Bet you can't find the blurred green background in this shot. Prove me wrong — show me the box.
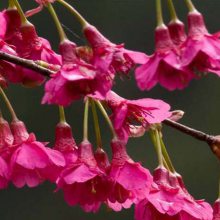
[0,0,219,219]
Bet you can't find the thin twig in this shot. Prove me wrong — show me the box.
[0,51,55,77]
[0,51,219,157]
[163,119,218,146]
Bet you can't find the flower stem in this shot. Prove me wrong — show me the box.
[159,134,176,173]
[149,129,163,167]
[167,0,178,21]
[58,106,66,123]
[91,99,102,148]
[156,0,164,27]
[83,99,90,141]
[56,0,88,27]
[12,0,28,24]
[184,0,196,12]
[47,3,67,42]
[0,87,18,121]
[95,101,117,139]
[8,0,15,9]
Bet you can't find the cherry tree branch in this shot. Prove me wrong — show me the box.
[0,51,219,158]
[164,119,220,159]
[0,51,55,77]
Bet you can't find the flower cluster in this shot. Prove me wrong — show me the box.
[0,0,219,219]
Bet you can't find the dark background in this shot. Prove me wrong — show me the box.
[0,0,219,219]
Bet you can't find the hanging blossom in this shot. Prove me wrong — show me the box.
[105,91,171,142]
[181,10,220,76]
[135,25,195,91]
[168,19,187,47]
[0,9,22,46]
[0,117,11,189]
[42,40,113,106]
[0,39,18,87]
[53,121,78,165]
[83,24,148,75]
[14,23,61,87]
[135,167,213,220]
[1,9,61,87]
[56,140,110,213]
[213,199,220,220]
[9,119,65,188]
[106,139,153,211]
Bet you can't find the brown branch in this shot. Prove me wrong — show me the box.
[0,51,219,158]
[164,119,220,159]
[0,51,55,77]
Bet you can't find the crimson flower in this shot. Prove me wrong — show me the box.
[0,9,21,45]
[9,119,65,187]
[83,24,148,75]
[54,122,78,165]
[106,139,153,211]
[0,39,18,86]
[135,167,213,220]
[135,25,195,91]
[106,91,171,142]
[213,199,220,220]
[57,141,109,213]
[0,156,9,189]
[15,23,61,87]
[168,19,187,47]
[0,116,14,162]
[181,11,220,76]
[43,40,112,106]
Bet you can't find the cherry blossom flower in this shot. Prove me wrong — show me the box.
[168,19,187,47]
[181,11,220,76]
[54,122,78,165]
[213,199,220,220]
[135,25,195,91]
[57,141,109,213]
[83,24,148,75]
[106,91,171,141]
[106,139,153,211]
[9,119,65,187]
[135,167,213,220]
[42,40,112,106]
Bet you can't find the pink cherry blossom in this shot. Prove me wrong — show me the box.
[54,122,78,165]
[14,23,61,87]
[0,156,9,189]
[57,141,109,213]
[83,24,148,75]
[0,116,14,162]
[135,167,213,220]
[181,11,220,76]
[213,199,220,220]
[1,8,21,45]
[168,19,187,47]
[106,139,153,211]
[0,10,7,39]
[9,119,65,187]
[106,91,171,141]
[135,25,195,91]
[0,39,19,86]
[42,40,112,106]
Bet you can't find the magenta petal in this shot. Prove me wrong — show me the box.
[115,161,152,190]
[15,142,49,169]
[63,164,99,184]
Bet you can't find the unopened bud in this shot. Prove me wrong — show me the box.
[169,110,185,122]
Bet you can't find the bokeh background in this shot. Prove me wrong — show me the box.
[0,0,220,219]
